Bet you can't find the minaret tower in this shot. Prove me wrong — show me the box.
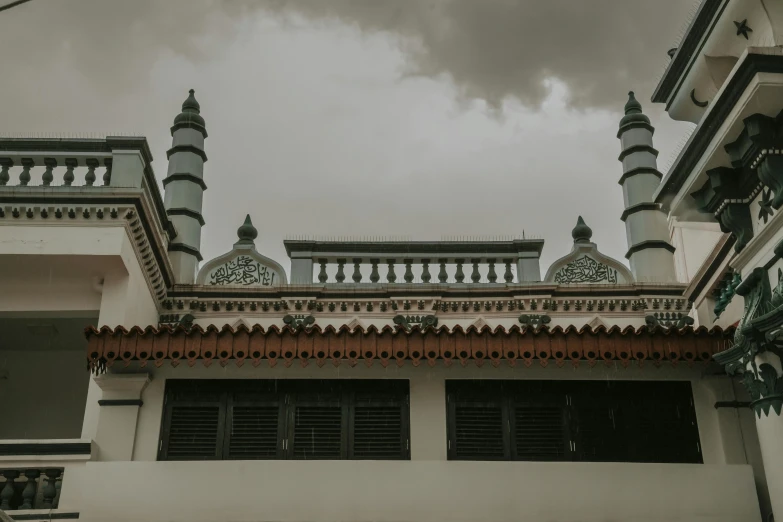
[164,89,208,283]
[616,91,676,282]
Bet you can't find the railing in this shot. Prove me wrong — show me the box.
[0,136,152,189]
[0,468,63,511]
[0,136,175,244]
[0,440,91,519]
[284,239,545,284]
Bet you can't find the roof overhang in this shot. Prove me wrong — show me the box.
[654,50,783,212]
[652,0,727,106]
[87,323,733,372]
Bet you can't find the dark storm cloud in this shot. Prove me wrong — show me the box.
[2,0,696,110]
[253,0,699,108]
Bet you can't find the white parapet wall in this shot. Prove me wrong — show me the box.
[66,459,760,522]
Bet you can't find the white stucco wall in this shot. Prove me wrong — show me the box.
[58,362,765,522]
[671,221,724,285]
[66,460,760,522]
[0,221,162,443]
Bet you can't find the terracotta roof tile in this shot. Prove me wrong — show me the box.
[86,323,733,373]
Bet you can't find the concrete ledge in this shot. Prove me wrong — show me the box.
[0,440,92,460]
[3,510,80,520]
[70,461,760,522]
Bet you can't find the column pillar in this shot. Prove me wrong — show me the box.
[93,373,151,461]
[744,351,783,518]
[409,374,446,460]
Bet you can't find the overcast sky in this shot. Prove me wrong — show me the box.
[0,0,697,273]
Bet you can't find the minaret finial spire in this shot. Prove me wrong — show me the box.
[619,90,650,129]
[625,91,641,114]
[572,216,593,243]
[236,214,258,246]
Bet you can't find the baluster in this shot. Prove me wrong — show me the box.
[63,158,77,186]
[403,259,414,283]
[387,259,397,283]
[55,475,62,506]
[352,258,362,282]
[370,259,380,283]
[454,259,465,283]
[102,158,112,186]
[19,158,33,186]
[438,259,448,283]
[335,259,346,283]
[85,158,98,186]
[470,259,481,283]
[0,470,19,510]
[317,259,328,283]
[41,469,61,508]
[21,470,40,509]
[41,158,56,186]
[487,259,498,283]
[0,158,12,186]
[503,259,513,283]
[421,259,431,283]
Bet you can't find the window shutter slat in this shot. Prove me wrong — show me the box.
[512,405,567,461]
[292,396,344,459]
[164,403,223,460]
[453,402,505,459]
[352,391,406,459]
[574,405,623,462]
[227,403,281,459]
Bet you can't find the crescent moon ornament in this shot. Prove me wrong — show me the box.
[690,89,708,108]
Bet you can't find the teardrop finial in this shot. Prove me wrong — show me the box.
[572,216,593,243]
[172,88,206,134]
[182,88,200,113]
[624,91,642,115]
[619,90,650,129]
[236,214,258,245]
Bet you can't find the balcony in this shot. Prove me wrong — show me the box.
[64,460,759,522]
[0,440,92,521]
[0,136,175,302]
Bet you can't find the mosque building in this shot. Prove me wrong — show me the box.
[1,0,782,520]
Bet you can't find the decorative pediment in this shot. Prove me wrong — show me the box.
[544,217,633,285]
[196,215,288,286]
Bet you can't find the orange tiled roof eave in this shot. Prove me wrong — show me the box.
[85,323,735,373]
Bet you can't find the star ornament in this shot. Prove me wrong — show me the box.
[759,187,774,224]
[734,19,753,40]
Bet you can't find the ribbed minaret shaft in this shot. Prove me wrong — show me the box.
[617,92,676,282]
[164,89,208,284]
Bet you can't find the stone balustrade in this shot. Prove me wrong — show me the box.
[284,239,544,284]
[0,137,154,189]
[0,440,91,519]
[0,468,63,511]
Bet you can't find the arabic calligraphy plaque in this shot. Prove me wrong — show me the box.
[207,255,280,286]
[553,255,618,284]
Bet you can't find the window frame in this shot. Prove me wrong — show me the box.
[158,379,411,461]
[446,379,702,464]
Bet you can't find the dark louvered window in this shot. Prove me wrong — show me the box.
[160,380,409,461]
[352,390,407,459]
[447,380,701,463]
